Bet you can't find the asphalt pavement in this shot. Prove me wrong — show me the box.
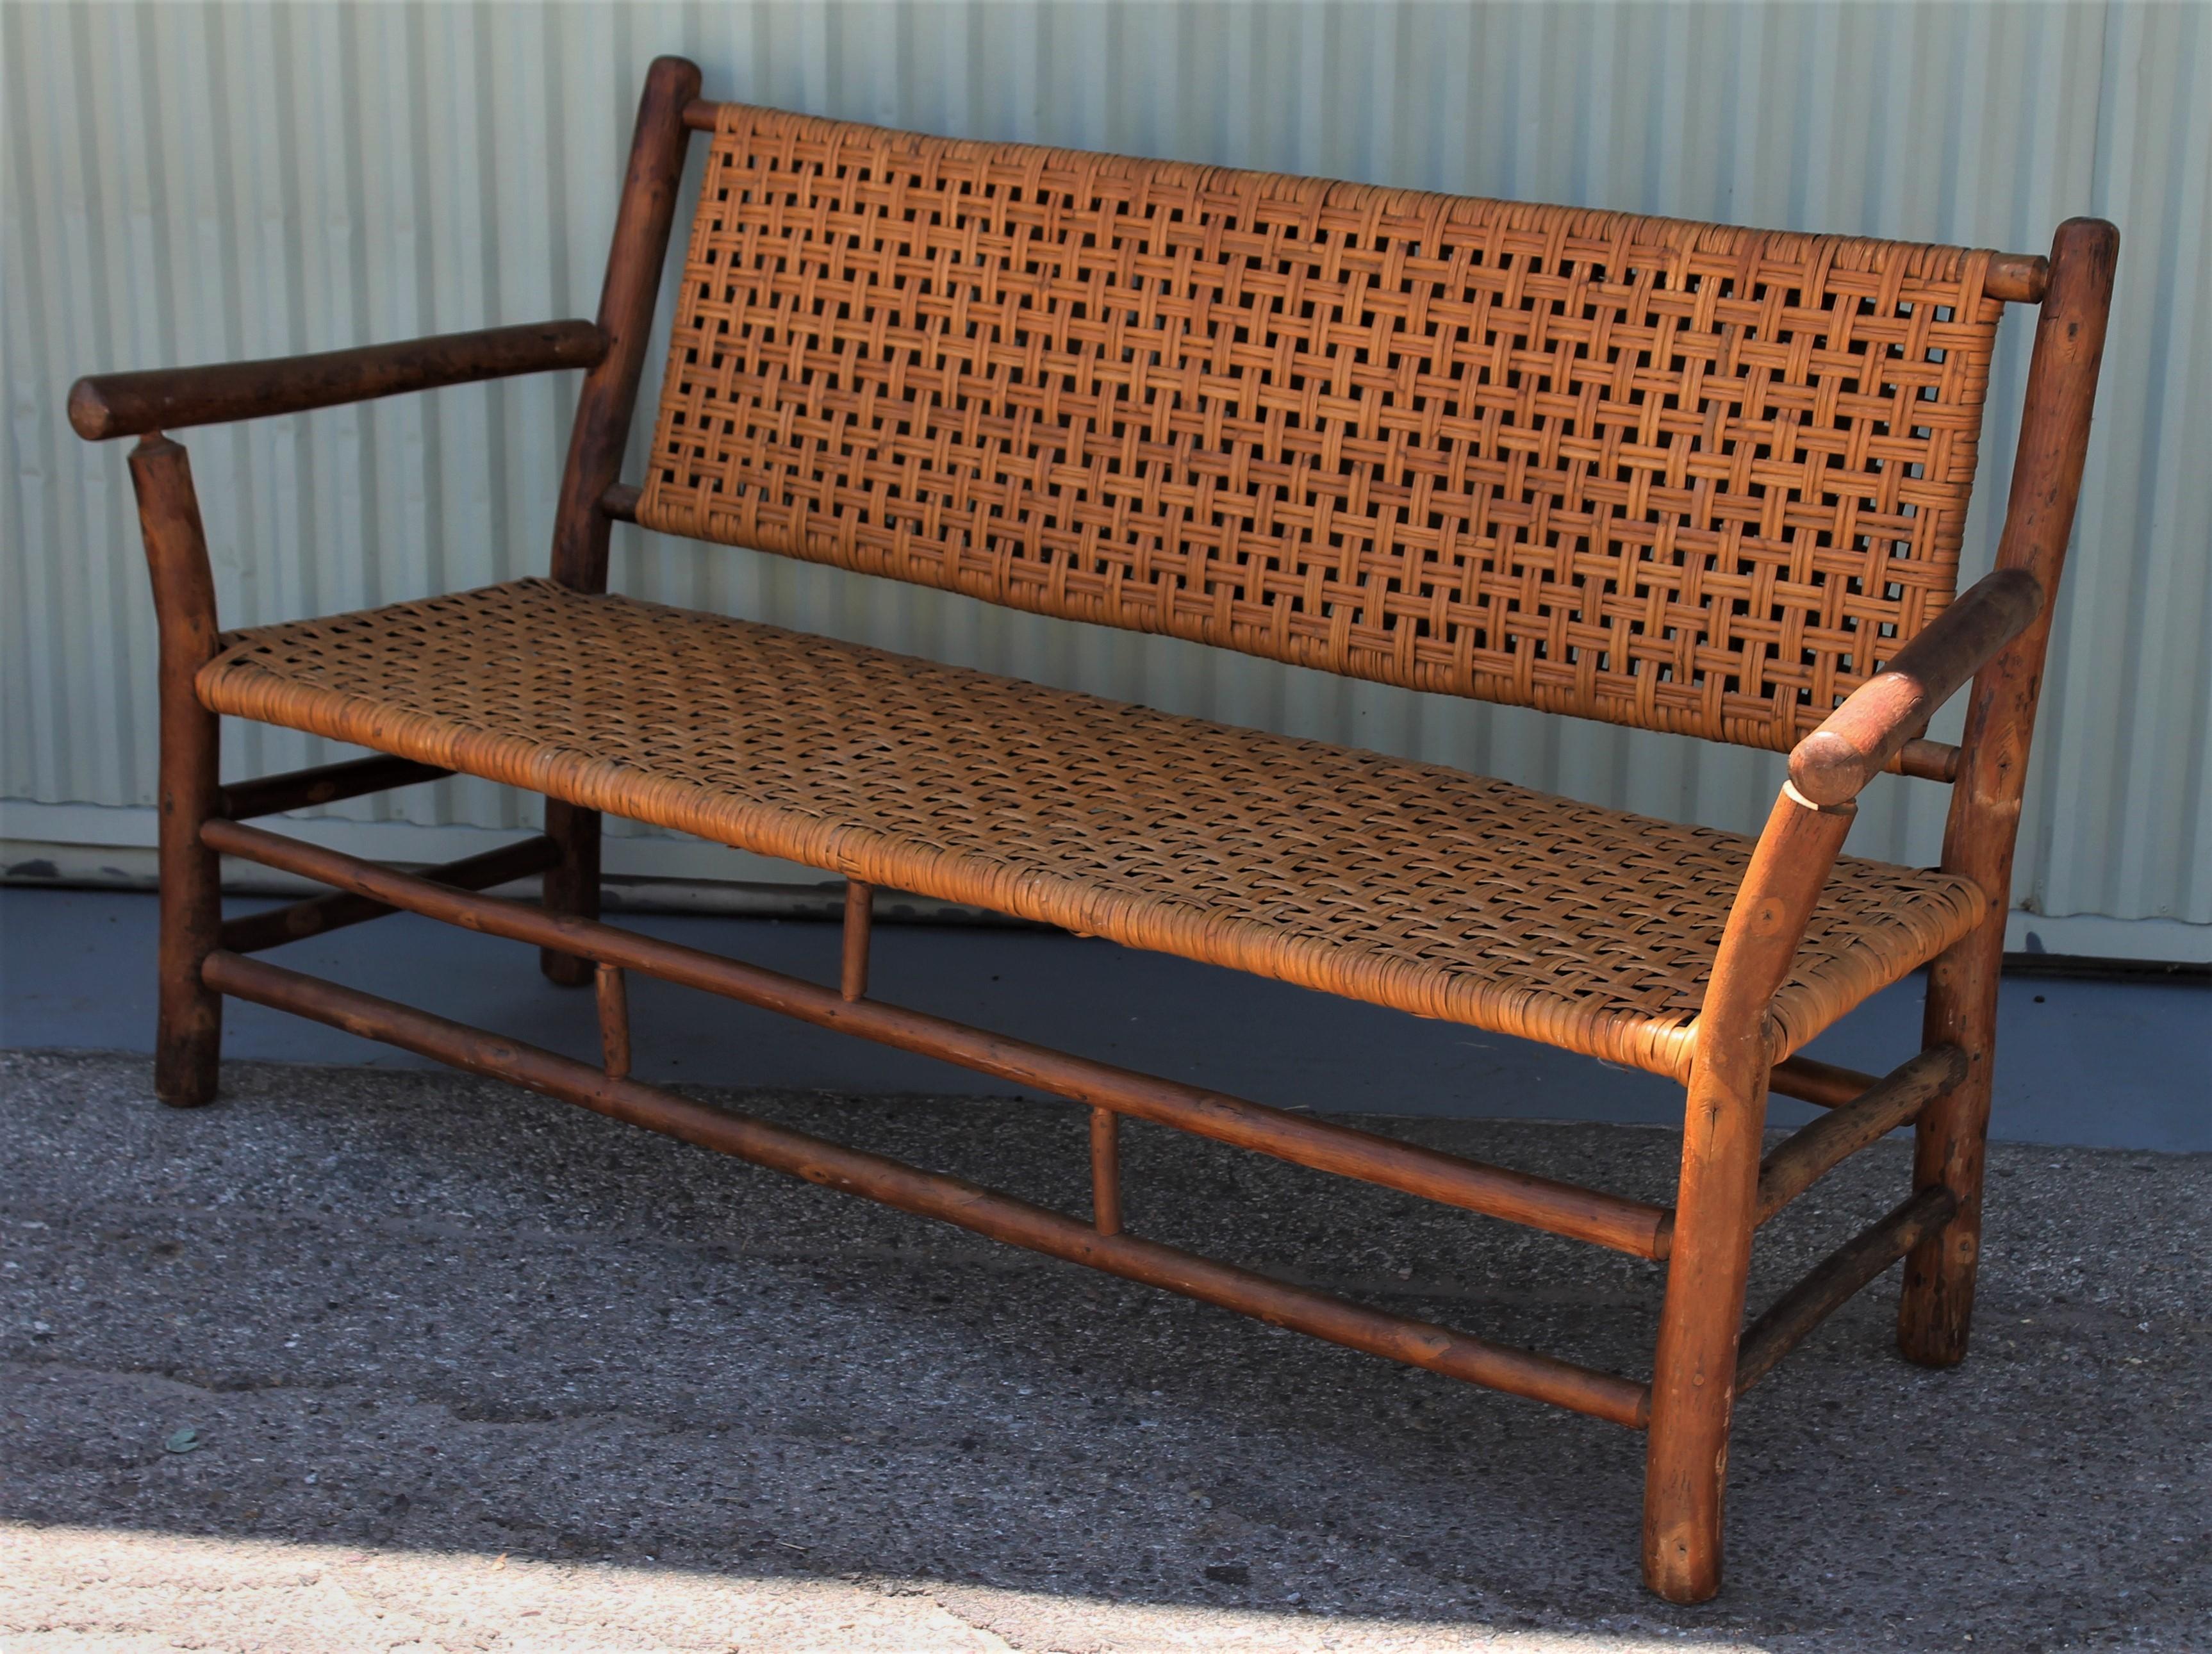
[3,1050,2204,1651]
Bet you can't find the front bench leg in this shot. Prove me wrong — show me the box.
[539,800,602,986]
[1644,784,1856,1601]
[131,436,225,1107]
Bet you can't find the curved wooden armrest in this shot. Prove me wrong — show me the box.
[69,320,606,441]
[1789,568,2045,807]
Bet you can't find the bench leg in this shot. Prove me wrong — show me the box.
[539,800,602,986]
[1643,1052,1767,1603]
[1641,783,1853,1603]
[153,681,224,1107]
[1897,920,2002,1366]
[1897,220,2118,1367]
[133,436,224,1107]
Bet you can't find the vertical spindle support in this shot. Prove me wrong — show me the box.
[595,961,631,1080]
[1091,1105,1123,1236]
[841,879,873,1002]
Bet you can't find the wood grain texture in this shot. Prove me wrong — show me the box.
[1756,1045,1967,1223]
[1091,1106,1124,1237]
[62,53,2124,1605]
[1766,1052,1879,1110]
[549,54,702,595]
[71,322,603,440]
[130,437,224,1107]
[541,54,700,985]
[217,836,559,955]
[219,754,451,821]
[1790,568,2043,806]
[1644,785,1856,1604]
[595,964,632,1081]
[1901,218,2120,1369]
[203,945,1651,1428]
[1740,1187,1956,1393]
[199,816,1676,1259]
[841,880,874,1002]
[538,798,600,988]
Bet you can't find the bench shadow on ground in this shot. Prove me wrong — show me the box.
[3,1046,2205,1651]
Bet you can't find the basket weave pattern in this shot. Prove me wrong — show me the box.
[640,105,2004,752]
[199,579,1987,1075]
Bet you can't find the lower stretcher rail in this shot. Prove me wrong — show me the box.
[202,946,1652,1428]
[199,816,1674,1259]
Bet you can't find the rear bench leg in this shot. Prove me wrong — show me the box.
[131,436,224,1107]
[539,800,601,986]
[1896,921,2001,1366]
[1901,218,2118,1368]
[536,59,700,989]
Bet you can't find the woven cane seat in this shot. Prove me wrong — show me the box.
[198,579,1988,1079]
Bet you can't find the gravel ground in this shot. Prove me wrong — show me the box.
[2,1050,2204,1651]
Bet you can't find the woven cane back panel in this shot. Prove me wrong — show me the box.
[199,581,1989,1076]
[640,105,2008,751]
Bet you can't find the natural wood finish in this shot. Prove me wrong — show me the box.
[1756,1045,1967,1224]
[549,54,700,595]
[194,580,1990,1079]
[1901,218,2120,1369]
[541,54,698,984]
[70,322,603,441]
[1645,784,1856,1605]
[1739,1187,1956,1394]
[1898,739,1962,785]
[129,436,224,1108]
[200,817,1676,1259]
[1090,1106,1123,1237]
[841,880,873,1002]
[1790,569,2044,807]
[1984,252,2051,304]
[78,65,2120,1601]
[203,945,1650,1429]
[219,835,559,955]
[596,964,632,1080]
[538,799,600,987]
[1766,1054,1879,1111]
[219,754,450,821]
[673,92,2051,308]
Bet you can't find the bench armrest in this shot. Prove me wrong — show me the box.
[1788,568,2045,807]
[69,320,606,441]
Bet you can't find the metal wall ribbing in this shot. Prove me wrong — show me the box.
[6,2,2205,950]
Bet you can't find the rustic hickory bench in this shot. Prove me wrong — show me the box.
[71,59,2115,1601]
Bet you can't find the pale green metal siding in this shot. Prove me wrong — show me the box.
[5,2,2206,952]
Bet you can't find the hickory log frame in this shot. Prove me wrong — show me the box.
[199,816,1674,1259]
[74,56,2119,1607]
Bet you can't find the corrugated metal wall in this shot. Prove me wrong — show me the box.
[6,2,2207,952]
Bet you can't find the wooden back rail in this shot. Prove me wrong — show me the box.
[71,56,2118,1605]
[666,95,2065,300]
